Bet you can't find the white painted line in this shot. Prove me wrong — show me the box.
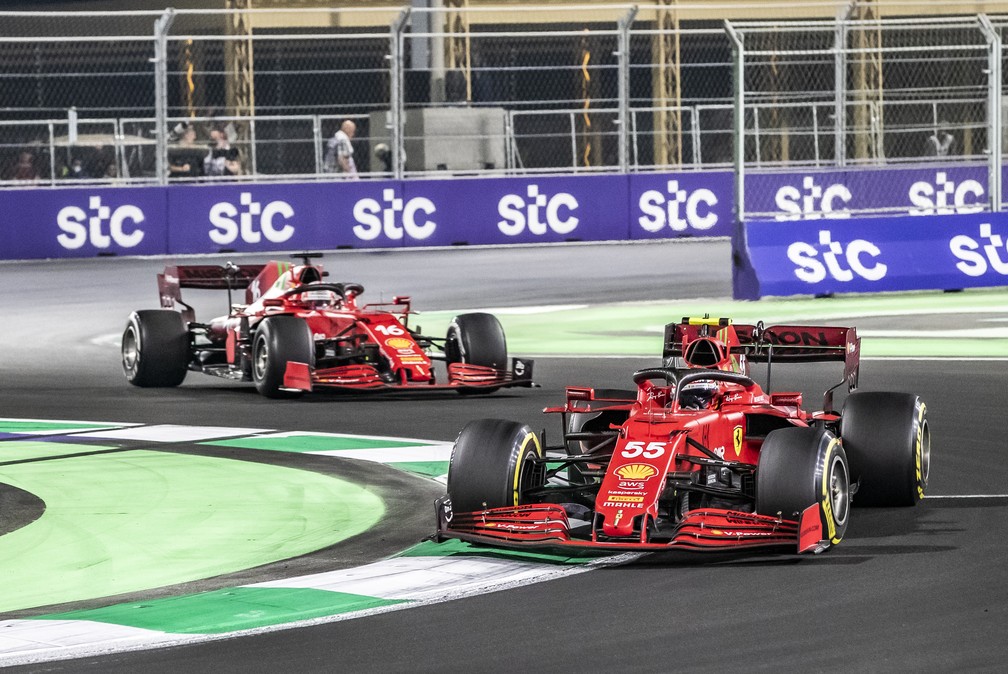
[310,445,453,463]
[0,620,168,661]
[924,494,1008,499]
[860,328,1008,338]
[248,430,445,448]
[75,425,269,443]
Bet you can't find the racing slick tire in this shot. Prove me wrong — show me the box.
[251,316,314,399]
[840,391,930,507]
[447,419,545,513]
[756,426,850,545]
[122,310,189,387]
[445,312,508,395]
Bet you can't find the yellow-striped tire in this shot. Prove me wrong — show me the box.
[841,392,930,506]
[447,419,544,512]
[757,426,850,546]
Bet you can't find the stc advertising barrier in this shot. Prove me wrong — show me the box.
[733,211,1008,299]
[0,172,733,259]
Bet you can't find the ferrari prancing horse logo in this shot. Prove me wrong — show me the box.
[733,426,743,457]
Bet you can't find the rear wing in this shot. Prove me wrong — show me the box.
[158,263,263,322]
[663,318,860,411]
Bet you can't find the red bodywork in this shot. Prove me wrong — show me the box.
[156,259,533,393]
[437,316,859,554]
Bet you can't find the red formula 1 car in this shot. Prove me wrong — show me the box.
[436,316,930,554]
[121,254,533,397]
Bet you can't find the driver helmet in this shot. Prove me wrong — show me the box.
[679,379,718,409]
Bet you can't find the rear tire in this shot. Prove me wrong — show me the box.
[841,391,930,506]
[122,310,189,387]
[757,426,849,545]
[445,312,508,395]
[251,316,313,398]
[447,419,545,512]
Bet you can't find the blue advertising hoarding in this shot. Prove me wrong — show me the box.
[746,164,989,219]
[0,186,168,259]
[0,170,735,260]
[733,211,1008,299]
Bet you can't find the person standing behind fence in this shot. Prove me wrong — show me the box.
[324,119,358,177]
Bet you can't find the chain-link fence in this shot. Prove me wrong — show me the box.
[1,3,1007,192]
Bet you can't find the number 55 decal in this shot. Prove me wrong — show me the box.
[621,441,666,459]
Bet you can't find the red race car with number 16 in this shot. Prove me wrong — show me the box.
[122,254,533,397]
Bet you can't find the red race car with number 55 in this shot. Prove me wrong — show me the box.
[121,254,534,397]
[435,316,930,554]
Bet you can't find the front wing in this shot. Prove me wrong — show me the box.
[435,500,830,554]
[282,358,535,392]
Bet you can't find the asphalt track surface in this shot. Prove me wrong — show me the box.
[2,240,1008,672]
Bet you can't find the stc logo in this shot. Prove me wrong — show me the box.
[950,223,1008,276]
[908,172,984,215]
[57,196,145,250]
[209,192,294,245]
[774,177,852,221]
[638,179,719,232]
[498,185,578,236]
[353,188,436,241]
[788,230,887,283]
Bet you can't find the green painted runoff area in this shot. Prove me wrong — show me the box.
[39,587,405,634]
[414,288,1008,358]
[0,420,121,434]
[0,445,383,613]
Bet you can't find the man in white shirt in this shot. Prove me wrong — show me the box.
[324,119,358,176]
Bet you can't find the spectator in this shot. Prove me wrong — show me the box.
[324,119,358,177]
[204,127,241,177]
[67,158,87,178]
[169,125,204,179]
[926,122,955,157]
[12,151,40,180]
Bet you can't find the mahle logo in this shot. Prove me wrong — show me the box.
[56,195,146,250]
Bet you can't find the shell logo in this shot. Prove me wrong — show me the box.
[386,337,414,349]
[615,463,657,480]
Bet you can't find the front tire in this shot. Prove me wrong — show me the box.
[447,419,545,512]
[757,426,850,546]
[445,312,508,395]
[840,391,930,506]
[251,316,314,398]
[122,310,189,387]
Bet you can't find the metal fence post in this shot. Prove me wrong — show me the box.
[153,9,176,186]
[979,14,1002,212]
[390,9,411,180]
[617,5,638,173]
[725,20,745,221]
[834,3,853,167]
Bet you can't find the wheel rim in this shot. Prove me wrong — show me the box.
[828,454,850,527]
[253,337,268,381]
[122,326,139,372]
[919,419,931,488]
